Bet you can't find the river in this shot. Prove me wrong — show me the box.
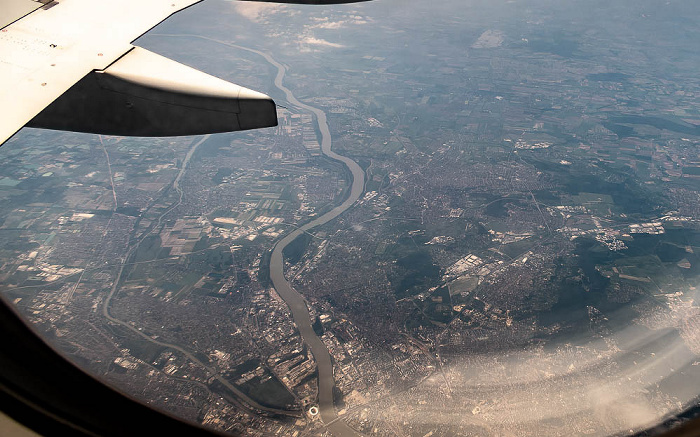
[152,34,366,435]
[241,42,366,437]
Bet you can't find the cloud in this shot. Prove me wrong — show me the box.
[307,16,370,30]
[231,5,366,50]
[233,2,285,22]
[300,36,345,48]
[472,29,505,49]
[314,21,345,29]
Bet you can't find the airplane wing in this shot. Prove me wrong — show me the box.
[1,0,216,145]
[0,0,367,147]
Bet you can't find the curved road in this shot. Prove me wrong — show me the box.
[101,134,295,417]
[152,34,366,436]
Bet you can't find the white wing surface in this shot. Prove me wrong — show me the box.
[0,0,371,147]
[0,0,278,146]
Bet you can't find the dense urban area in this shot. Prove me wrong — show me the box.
[2,0,700,436]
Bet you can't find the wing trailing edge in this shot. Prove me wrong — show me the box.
[28,47,278,137]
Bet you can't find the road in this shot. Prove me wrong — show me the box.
[101,134,296,417]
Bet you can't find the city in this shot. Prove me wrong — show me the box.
[1,0,700,436]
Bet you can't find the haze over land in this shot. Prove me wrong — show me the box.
[2,0,700,436]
